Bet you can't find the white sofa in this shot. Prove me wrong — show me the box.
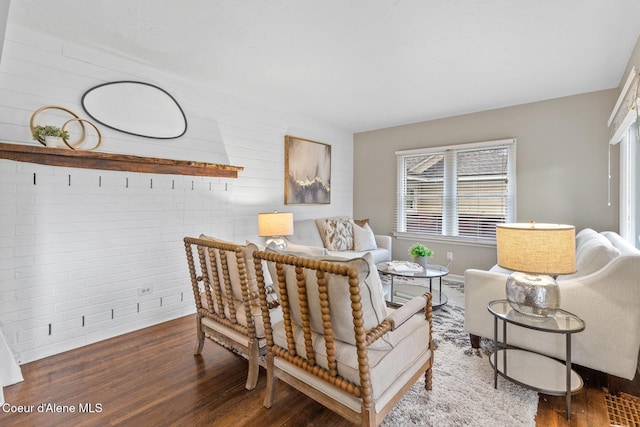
[283,218,392,264]
[464,228,640,384]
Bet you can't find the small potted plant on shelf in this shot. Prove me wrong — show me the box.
[409,243,433,269]
[32,125,70,148]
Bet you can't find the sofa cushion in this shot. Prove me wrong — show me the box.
[326,249,390,264]
[602,231,640,256]
[353,222,377,252]
[285,219,325,247]
[283,241,329,257]
[575,228,598,253]
[560,230,621,279]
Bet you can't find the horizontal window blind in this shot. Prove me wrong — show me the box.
[399,153,444,235]
[396,139,515,242]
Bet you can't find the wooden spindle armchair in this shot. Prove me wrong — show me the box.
[184,236,280,390]
[253,250,434,427]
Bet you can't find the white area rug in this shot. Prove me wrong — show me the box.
[382,281,538,427]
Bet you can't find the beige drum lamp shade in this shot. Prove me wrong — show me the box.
[258,212,294,237]
[258,212,294,249]
[496,222,576,275]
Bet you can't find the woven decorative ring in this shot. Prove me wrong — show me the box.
[29,105,86,148]
[61,118,102,151]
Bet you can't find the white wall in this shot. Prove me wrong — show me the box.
[0,24,353,364]
[0,1,7,65]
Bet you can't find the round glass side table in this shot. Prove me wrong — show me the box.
[488,299,585,421]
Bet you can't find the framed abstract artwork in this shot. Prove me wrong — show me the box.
[285,135,331,204]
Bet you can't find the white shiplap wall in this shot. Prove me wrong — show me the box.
[0,24,353,364]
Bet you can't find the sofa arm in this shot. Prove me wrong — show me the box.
[374,234,392,252]
[463,269,509,340]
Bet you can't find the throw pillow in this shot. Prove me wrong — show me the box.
[354,218,370,227]
[316,252,391,350]
[324,218,354,251]
[315,216,350,248]
[245,240,274,287]
[353,222,377,251]
[199,234,245,301]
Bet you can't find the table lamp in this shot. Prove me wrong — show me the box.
[258,212,294,250]
[496,222,576,317]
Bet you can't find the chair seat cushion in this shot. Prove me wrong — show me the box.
[271,313,431,401]
[201,316,264,348]
[200,293,282,339]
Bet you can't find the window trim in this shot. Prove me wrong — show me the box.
[619,124,638,247]
[395,138,517,244]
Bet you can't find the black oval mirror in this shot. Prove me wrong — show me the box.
[81,81,187,139]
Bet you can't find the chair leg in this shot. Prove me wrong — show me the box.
[194,317,205,355]
[263,353,277,408]
[424,366,433,390]
[361,407,376,427]
[245,340,260,390]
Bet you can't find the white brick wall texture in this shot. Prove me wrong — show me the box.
[0,24,354,364]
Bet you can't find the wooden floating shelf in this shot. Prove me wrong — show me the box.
[0,142,243,178]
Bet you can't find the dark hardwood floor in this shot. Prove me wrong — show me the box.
[1,314,637,426]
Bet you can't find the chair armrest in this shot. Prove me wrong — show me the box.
[386,294,427,330]
[366,294,428,345]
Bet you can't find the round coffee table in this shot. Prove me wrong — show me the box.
[376,261,449,308]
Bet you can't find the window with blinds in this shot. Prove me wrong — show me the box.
[396,139,516,242]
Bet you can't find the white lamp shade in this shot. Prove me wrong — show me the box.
[258,212,294,237]
[496,222,576,275]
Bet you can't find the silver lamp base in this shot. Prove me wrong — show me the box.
[506,271,560,317]
[264,237,287,250]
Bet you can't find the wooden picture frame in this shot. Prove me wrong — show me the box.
[285,135,331,204]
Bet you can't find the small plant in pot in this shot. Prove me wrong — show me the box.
[409,243,433,269]
[32,125,70,148]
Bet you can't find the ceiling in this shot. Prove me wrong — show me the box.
[8,0,640,132]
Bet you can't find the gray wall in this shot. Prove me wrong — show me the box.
[354,89,618,275]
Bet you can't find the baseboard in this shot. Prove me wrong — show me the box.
[446,273,464,283]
